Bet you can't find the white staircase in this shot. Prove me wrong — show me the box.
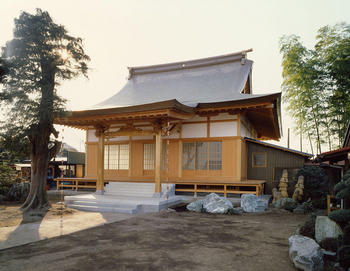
[104,182,175,197]
[64,182,182,214]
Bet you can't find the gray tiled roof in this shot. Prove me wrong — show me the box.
[95,51,272,109]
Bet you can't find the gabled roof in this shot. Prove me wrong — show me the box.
[317,145,350,163]
[244,137,313,158]
[55,50,282,140]
[96,49,260,109]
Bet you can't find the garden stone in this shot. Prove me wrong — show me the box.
[241,194,268,213]
[186,199,204,212]
[289,235,324,271]
[315,216,343,243]
[272,197,297,211]
[202,193,233,214]
[293,204,305,214]
[231,207,244,215]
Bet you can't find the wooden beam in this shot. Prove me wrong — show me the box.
[155,130,162,193]
[105,129,155,138]
[96,129,105,193]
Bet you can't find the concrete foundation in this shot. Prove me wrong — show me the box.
[64,182,184,214]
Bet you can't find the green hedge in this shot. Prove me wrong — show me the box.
[329,209,350,224]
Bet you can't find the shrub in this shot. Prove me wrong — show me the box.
[311,198,327,209]
[334,171,350,200]
[338,245,350,269]
[297,166,328,205]
[0,163,19,196]
[329,209,350,225]
[341,224,350,246]
[302,200,314,213]
[299,214,316,239]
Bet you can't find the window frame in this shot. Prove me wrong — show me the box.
[104,143,130,170]
[252,152,267,168]
[182,140,222,171]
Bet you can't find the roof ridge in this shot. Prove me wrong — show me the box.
[127,49,253,79]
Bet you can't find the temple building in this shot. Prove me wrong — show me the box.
[55,49,281,198]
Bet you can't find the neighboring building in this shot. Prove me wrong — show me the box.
[15,143,85,183]
[245,137,312,194]
[55,50,282,195]
[317,121,350,196]
[50,143,85,179]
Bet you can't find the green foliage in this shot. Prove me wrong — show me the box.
[343,224,350,246]
[334,171,350,200]
[280,23,350,153]
[0,9,90,211]
[284,199,297,211]
[0,131,30,162]
[329,209,350,224]
[298,166,328,204]
[0,58,8,83]
[301,200,314,213]
[299,214,316,239]
[0,163,18,196]
[338,245,350,269]
[0,8,90,143]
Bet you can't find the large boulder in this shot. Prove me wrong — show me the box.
[241,194,268,213]
[202,193,233,214]
[186,199,204,212]
[272,197,297,211]
[289,235,324,271]
[315,216,343,243]
[186,193,233,214]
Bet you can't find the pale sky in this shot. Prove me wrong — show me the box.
[1,0,350,153]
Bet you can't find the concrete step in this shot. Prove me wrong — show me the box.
[104,183,175,197]
[66,203,137,214]
[71,200,137,209]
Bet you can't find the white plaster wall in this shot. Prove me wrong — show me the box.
[210,121,237,137]
[210,113,237,120]
[87,130,98,142]
[182,123,207,138]
[109,136,129,142]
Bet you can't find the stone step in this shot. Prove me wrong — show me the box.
[66,203,137,214]
[71,200,137,209]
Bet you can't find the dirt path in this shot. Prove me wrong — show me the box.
[0,209,305,271]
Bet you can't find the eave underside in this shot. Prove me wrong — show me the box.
[55,95,281,140]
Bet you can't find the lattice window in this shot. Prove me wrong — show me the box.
[182,141,222,171]
[119,144,129,169]
[104,144,129,170]
[109,145,119,170]
[143,143,155,170]
[195,142,208,170]
[182,142,195,170]
[104,145,109,170]
[209,141,222,170]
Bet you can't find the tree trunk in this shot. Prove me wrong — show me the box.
[21,63,58,212]
[21,130,51,212]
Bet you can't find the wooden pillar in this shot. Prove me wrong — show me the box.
[155,130,162,193]
[96,127,105,194]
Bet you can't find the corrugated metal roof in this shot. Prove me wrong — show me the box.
[244,137,313,157]
[95,51,272,109]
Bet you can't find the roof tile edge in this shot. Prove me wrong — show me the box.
[128,49,253,79]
